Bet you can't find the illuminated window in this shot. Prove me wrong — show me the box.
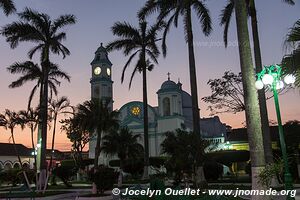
[131,106,140,116]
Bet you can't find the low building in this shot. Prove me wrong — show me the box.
[0,143,34,170]
[0,143,73,170]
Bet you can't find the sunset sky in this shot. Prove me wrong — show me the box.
[0,0,299,151]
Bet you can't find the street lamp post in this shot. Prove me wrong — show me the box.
[255,65,295,196]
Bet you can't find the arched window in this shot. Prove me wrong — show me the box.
[22,163,30,169]
[13,163,21,169]
[4,162,12,170]
[163,97,170,116]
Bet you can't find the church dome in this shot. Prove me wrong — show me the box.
[160,80,178,89]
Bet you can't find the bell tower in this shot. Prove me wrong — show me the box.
[90,43,113,110]
[89,43,113,165]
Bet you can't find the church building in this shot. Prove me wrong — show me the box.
[89,44,227,164]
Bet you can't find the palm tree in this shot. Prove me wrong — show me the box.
[161,129,211,187]
[138,1,212,184]
[0,0,15,16]
[0,109,31,189]
[48,96,71,170]
[139,0,211,135]
[1,8,76,185]
[19,108,39,167]
[7,61,70,109]
[220,0,295,166]
[282,19,300,87]
[102,127,143,187]
[74,99,119,194]
[106,20,164,179]
[234,0,266,194]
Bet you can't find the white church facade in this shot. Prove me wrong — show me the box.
[88,44,227,164]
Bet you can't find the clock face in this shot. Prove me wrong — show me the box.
[94,67,101,75]
[107,68,111,76]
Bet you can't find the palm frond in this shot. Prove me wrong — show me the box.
[28,84,39,109]
[1,22,44,49]
[162,14,175,57]
[121,50,140,83]
[193,1,212,36]
[129,64,139,89]
[281,0,295,5]
[285,19,300,46]
[51,14,76,34]
[138,0,160,20]
[0,0,16,16]
[219,0,234,47]
[111,21,141,40]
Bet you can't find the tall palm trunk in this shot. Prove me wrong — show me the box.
[92,129,101,194]
[49,115,57,170]
[249,0,274,165]
[30,126,37,169]
[186,7,206,186]
[234,0,266,197]
[142,49,150,180]
[11,128,31,189]
[186,8,201,137]
[36,83,43,191]
[43,114,57,192]
[39,57,50,190]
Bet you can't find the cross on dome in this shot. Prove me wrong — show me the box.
[167,72,171,80]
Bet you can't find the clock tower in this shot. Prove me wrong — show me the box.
[90,43,113,110]
[89,43,113,165]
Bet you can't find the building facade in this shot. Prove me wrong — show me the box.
[88,44,227,164]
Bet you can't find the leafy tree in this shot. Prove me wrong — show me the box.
[202,71,286,116]
[74,99,119,194]
[62,117,89,170]
[138,0,212,185]
[284,120,300,178]
[7,61,70,109]
[233,0,266,193]
[107,20,164,179]
[0,109,31,189]
[284,120,300,152]
[282,19,300,87]
[0,0,15,16]
[161,129,210,186]
[1,8,76,186]
[102,126,143,187]
[202,71,245,115]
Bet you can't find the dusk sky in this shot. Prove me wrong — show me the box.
[0,0,299,151]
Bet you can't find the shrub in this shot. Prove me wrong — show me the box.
[204,161,223,181]
[52,166,76,187]
[259,159,284,187]
[0,169,20,186]
[0,168,35,186]
[88,166,117,194]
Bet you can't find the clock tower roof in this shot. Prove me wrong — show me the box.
[91,43,112,66]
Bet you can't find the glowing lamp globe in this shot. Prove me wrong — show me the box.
[276,80,284,90]
[255,80,264,90]
[262,74,274,85]
[284,74,296,84]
